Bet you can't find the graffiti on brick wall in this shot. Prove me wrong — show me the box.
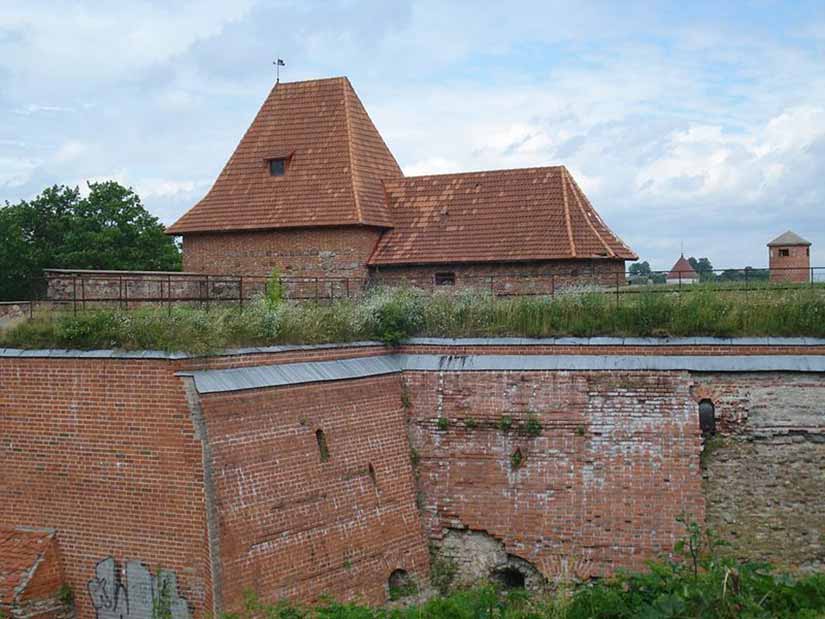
[87,558,190,619]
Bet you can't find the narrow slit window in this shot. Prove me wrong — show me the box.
[779,249,790,257]
[698,399,716,436]
[434,272,456,286]
[315,429,330,462]
[269,158,287,177]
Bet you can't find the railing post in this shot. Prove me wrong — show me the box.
[239,276,244,310]
[615,271,620,308]
[123,277,128,309]
[73,274,78,315]
[315,277,319,302]
[167,274,172,315]
[205,275,210,312]
[81,276,86,311]
[551,274,555,297]
[119,275,124,310]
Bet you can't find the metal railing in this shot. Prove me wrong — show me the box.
[5,265,824,318]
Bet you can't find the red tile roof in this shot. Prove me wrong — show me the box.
[0,528,57,605]
[167,77,400,234]
[368,166,637,265]
[667,255,699,279]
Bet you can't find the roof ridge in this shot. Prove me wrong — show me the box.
[275,75,349,86]
[560,167,576,258]
[399,164,566,181]
[341,77,364,224]
[565,168,638,260]
[566,168,615,257]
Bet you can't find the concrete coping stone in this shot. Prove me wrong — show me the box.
[184,353,825,394]
[180,355,404,394]
[3,337,825,359]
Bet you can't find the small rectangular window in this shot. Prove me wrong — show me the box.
[779,249,790,257]
[269,158,286,176]
[434,272,456,286]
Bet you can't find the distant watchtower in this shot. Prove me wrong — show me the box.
[768,231,811,283]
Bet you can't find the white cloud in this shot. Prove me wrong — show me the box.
[0,1,256,83]
[12,104,73,115]
[53,141,89,163]
[0,156,41,188]
[404,157,462,176]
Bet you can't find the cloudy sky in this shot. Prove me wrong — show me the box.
[2,1,824,271]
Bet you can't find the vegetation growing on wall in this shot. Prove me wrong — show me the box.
[220,525,825,619]
[3,285,825,352]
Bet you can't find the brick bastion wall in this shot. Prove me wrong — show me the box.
[1,338,824,619]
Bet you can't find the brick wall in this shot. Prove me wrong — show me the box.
[694,372,825,571]
[371,259,627,294]
[182,227,384,283]
[769,245,811,283]
[2,343,824,618]
[0,358,210,619]
[405,369,704,581]
[195,374,429,609]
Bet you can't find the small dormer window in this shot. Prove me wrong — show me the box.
[269,158,287,177]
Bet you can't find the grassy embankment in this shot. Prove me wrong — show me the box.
[2,285,824,353]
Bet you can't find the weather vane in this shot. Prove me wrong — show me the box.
[274,58,285,83]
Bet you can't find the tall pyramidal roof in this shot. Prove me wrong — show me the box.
[767,230,811,247]
[167,77,400,234]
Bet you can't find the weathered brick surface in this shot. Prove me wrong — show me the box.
[769,245,811,283]
[197,375,429,609]
[694,372,825,571]
[372,260,626,294]
[405,370,705,581]
[2,343,824,619]
[0,358,210,619]
[182,228,383,282]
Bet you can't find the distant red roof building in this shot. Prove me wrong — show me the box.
[666,255,699,284]
[168,77,637,288]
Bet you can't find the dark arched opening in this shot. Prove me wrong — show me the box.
[315,429,330,462]
[698,399,716,436]
[388,569,414,599]
[492,567,525,589]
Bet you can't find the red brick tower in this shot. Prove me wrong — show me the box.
[768,231,811,283]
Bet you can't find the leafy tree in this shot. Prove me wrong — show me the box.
[688,256,716,282]
[628,261,652,276]
[0,182,180,301]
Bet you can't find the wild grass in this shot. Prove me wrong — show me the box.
[2,284,825,353]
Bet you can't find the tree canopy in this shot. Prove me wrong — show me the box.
[0,182,180,301]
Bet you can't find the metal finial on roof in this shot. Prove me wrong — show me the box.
[274,58,285,83]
